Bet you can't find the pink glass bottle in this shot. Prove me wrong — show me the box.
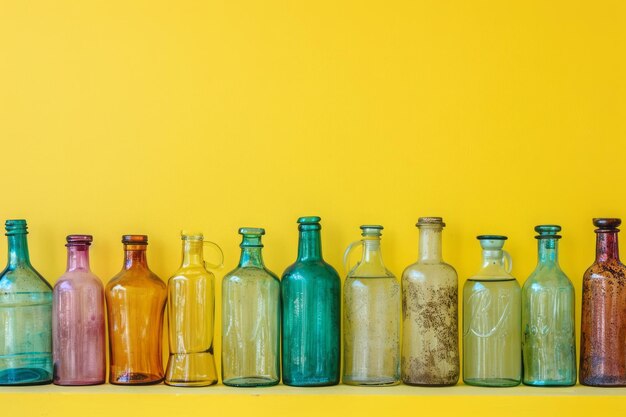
[52,235,106,385]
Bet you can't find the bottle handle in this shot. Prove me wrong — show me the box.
[343,240,363,275]
[203,241,224,269]
[502,250,513,274]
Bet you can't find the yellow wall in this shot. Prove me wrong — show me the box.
[1,0,626,378]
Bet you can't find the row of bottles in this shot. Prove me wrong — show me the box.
[0,217,624,387]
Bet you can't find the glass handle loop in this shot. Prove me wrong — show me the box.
[503,250,513,274]
[343,240,362,275]
[203,241,224,269]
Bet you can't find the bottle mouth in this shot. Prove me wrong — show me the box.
[360,225,383,237]
[593,218,621,231]
[5,219,28,236]
[297,216,321,231]
[477,235,507,240]
[535,225,562,240]
[417,217,445,228]
[66,234,93,246]
[239,227,265,247]
[181,230,203,240]
[477,235,507,250]
[122,235,148,245]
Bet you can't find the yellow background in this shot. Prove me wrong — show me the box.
[1,0,626,416]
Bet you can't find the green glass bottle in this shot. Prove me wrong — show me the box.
[281,216,341,386]
[463,235,521,387]
[0,219,53,385]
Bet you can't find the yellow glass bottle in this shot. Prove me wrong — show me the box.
[165,231,223,387]
[105,235,167,385]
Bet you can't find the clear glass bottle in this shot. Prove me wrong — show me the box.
[463,235,521,387]
[165,231,223,387]
[343,225,400,386]
[0,219,53,385]
[580,218,626,386]
[401,217,459,386]
[281,216,341,386]
[53,235,106,385]
[522,225,576,386]
[221,228,280,387]
[105,235,167,385]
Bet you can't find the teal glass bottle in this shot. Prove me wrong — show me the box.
[0,220,53,385]
[522,225,576,386]
[281,216,341,386]
[463,235,521,387]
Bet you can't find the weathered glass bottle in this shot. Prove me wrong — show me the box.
[580,218,626,386]
[166,231,223,387]
[53,235,105,385]
[105,235,167,385]
[401,217,459,386]
[463,235,521,387]
[0,219,53,385]
[522,225,576,386]
[282,216,341,386]
[221,228,280,387]
[343,225,400,386]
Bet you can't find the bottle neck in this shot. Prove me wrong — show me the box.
[67,245,91,272]
[361,238,386,270]
[238,247,264,268]
[596,231,620,263]
[181,240,203,267]
[123,245,148,269]
[537,238,559,265]
[7,233,31,268]
[418,227,443,262]
[297,229,322,261]
[481,249,505,268]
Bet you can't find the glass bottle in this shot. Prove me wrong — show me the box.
[580,218,626,386]
[165,231,223,387]
[282,216,341,386]
[0,219,53,385]
[52,235,106,385]
[401,217,459,386]
[522,225,576,386]
[343,225,400,386]
[105,235,167,385]
[463,235,521,387]
[221,228,280,387]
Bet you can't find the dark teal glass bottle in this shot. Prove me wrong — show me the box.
[0,220,53,385]
[281,216,341,386]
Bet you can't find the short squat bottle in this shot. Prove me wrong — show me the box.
[282,216,341,386]
[463,235,521,387]
[221,228,280,387]
[105,235,167,385]
[0,220,53,385]
[522,225,576,386]
[166,232,223,387]
[53,235,106,385]
[580,218,626,386]
[401,217,459,386]
[343,225,400,386]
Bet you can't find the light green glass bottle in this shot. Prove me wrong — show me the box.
[463,235,521,387]
[342,225,400,386]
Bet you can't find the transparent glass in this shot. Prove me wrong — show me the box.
[0,220,53,385]
[281,216,341,386]
[221,228,280,387]
[52,235,105,385]
[580,218,626,386]
[343,225,400,386]
[522,225,576,386]
[463,235,521,387]
[401,217,459,386]
[105,235,167,385]
[165,232,223,387]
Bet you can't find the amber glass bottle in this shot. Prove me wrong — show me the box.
[105,235,167,385]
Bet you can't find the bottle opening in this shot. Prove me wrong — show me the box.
[417,217,446,228]
[360,225,383,237]
[181,230,203,240]
[477,235,507,250]
[534,225,562,240]
[239,227,265,247]
[5,219,28,236]
[122,235,148,245]
[297,216,321,231]
[593,218,621,231]
[66,234,93,246]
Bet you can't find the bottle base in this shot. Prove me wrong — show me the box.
[580,376,626,387]
[223,376,279,387]
[110,372,164,385]
[54,379,106,386]
[343,376,400,387]
[402,380,459,387]
[165,379,218,387]
[464,377,520,387]
[523,380,576,387]
[0,368,52,385]
[283,379,339,387]
[165,353,217,387]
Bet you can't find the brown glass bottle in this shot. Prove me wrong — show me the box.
[580,218,626,386]
[105,235,167,385]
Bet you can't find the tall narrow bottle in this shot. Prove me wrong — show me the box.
[463,235,521,387]
[105,235,167,385]
[282,216,341,386]
[580,218,626,386]
[53,235,106,385]
[401,217,459,386]
[221,228,280,387]
[166,231,222,387]
[0,220,52,385]
[522,225,576,386]
[343,225,400,386]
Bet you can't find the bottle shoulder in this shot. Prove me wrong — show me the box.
[223,265,280,283]
[54,270,104,291]
[402,261,457,281]
[106,267,166,291]
[0,265,52,292]
[281,259,340,281]
[584,259,626,281]
[523,265,573,289]
[169,266,215,282]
